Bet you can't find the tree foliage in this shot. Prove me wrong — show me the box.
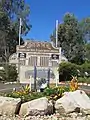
[58,62,79,81]
[51,13,90,64]
[0,0,31,62]
[0,64,18,82]
[85,43,90,62]
[79,17,90,43]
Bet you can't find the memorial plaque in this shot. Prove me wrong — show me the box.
[51,54,59,60]
[18,53,26,58]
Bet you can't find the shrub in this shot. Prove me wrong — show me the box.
[5,85,70,102]
[43,86,70,100]
[6,91,44,103]
[78,77,85,83]
[58,62,79,81]
[80,62,90,77]
[0,64,18,82]
[78,77,90,84]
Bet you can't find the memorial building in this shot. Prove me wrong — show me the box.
[9,40,67,83]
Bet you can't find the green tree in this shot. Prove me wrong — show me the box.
[0,64,18,82]
[85,43,90,62]
[79,17,90,43]
[0,0,31,62]
[1,0,31,35]
[51,13,85,65]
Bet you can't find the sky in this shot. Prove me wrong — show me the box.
[24,0,90,41]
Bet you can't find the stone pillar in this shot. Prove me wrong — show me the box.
[26,53,29,66]
[25,59,28,66]
[53,67,59,85]
[37,56,40,66]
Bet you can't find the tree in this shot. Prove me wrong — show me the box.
[51,13,85,64]
[85,43,90,62]
[0,0,31,35]
[79,17,90,43]
[0,64,18,82]
[0,8,11,62]
[0,0,31,62]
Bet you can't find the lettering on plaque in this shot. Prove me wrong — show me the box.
[27,42,32,48]
[46,44,51,50]
[41,43,46,48]
[36,43,41,48]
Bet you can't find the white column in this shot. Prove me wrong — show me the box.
[54,67,59,87]
[26,53,29,66]
[37,56,40,66]
[56,70,59,87]
[26,59,28,65]
[29,76,32,91]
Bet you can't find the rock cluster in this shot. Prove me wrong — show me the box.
[0,113,90,120]
[0,90,90,120]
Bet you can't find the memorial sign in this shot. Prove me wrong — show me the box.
[51,54,59,60]
[18,53,26,58]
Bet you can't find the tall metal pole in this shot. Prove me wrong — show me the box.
[56,20,59,86]
[56,20,58,48]
[19,18,22,46]
[18,18,22,82]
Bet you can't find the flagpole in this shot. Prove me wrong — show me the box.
[19,18,22,46]
[18,18,22,82]
[56,20,59,87]
[56,20,58,48]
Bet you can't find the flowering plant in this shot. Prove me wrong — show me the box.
[69,76,78,91]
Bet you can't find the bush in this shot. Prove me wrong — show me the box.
[5,85,70,102]
[58,62,79,81]
[6,89,44,103]
[43,86,70,100]
[0,64,18,82]
[80,62,90,77]
[78,77,90,84]
[78,77,85,83]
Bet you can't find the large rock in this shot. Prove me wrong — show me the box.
[55,90,90,114]
[19,97,53,116]
[55,92,80,113]
[0,96,21,116]
[69,90,90,114]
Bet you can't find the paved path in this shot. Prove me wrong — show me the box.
[0,83,22,93]
[0,82,90,93]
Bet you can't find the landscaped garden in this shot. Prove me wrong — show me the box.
[0,62,90,120]
[0,76,89,120]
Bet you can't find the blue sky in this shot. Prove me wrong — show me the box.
[24,0,90,41]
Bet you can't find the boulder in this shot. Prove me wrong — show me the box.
[0,96,21,116]
[55,90,90,114]
[69,90,90,114]
[55,92,80,114]
[19,97,53,116]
